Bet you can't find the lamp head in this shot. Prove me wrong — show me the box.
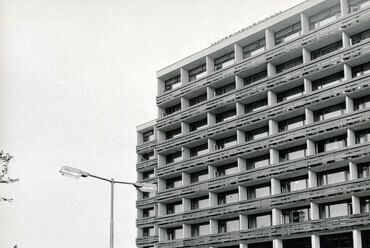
[59,166,90,179]
[134,183,157,193]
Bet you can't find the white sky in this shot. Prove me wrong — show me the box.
[0,0,305,247]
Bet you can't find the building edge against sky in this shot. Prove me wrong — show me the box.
[136,0,370,247]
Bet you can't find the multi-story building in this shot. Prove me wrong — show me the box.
[135,0,370,247]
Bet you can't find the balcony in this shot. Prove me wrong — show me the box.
[136,235,159,246]
[156,7,370,107]
[136,216,157,227]
[136,158,157,172]
[136,197,158,208]
[136,139,157,154]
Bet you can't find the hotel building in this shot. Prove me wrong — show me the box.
[135,0,370,247]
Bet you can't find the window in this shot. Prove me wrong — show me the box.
[282,207,310,224]
[356,128,370,144]
[165,103,181,115]
[166,176,182,189]
[279,145,306,162]
[350,0,370,12]
[189,64,207,82]
[320,232,353,248]
[248,213,272,228]
[276,56,303,73]
[309,4,341,30]
[189,93,207,106]
[244,70,268,86]
[275,22,301,45]
[214,82,236,97]
[316,135,347,153]
[354,95,370,110]
[218,218,239,233]
[190,143,208,157]
[216,108,237,123]
[190,170,208,183]
[214,51,235,70]
[319,201,352,218]
[191,196,209,210]
[142,170,154,180]
[143,227,155,237]
[246,99,267,113]
[215,135,237,150]
[166,151,182,164]
[142,207,155,218]
[358,163,370,178]
[311,41,342,60]
[164,75,181,92]
[143,130,154,143]
[312,71,344,91]
[277,85,304,102]
[362,230,370,248]
[246,126,269,141]
[351,29,370,45]
[166,201,182,215]
[314,103,345,121]
[361,197,370,213]
[243,38,266,58]
[142,191,155,199]
[278,115,305,132]
[352,62,370,78]
[249,242,273,248]
[218,189,238,205]
[165,127,181,140]
[283,238,311,248]
[190,118,208,132]
[246,154,270,170]
[248,184,270,199]
[216,162,238,177]
[281,176,308,193]
[141,151,154,162]
[166,227,182,240]
[191,222,210,237]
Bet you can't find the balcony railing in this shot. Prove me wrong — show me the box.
[136,215,157,227]
[136,139,157,154]
[136,197,158,208]
[136,158,157,172]
[156,7,370,107]
[156,213,370,247]
[136,235,159,246]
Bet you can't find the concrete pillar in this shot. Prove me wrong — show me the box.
[210,219,218,234]
[181,97,189,109]
[310,202,320,220]
[301,13,310,34]
[340,0,350,16]
[157,154,166,167]
[308,170,317,188]
[269,120,278,135]
[238,157,247,172]
[272,208,282,225]
[209,192,218,206]
[268,91,277,106]
[239,185,248,201]
[240,214,248,230]
[273,239,283,248]
[346,96,354,113]
[183,198,191,212]
[235,43,243,63]
[181,68,189,85]
[349,162,358,180]
[236,102,245,116]
[236,75,244,89]
[347,128,356,146]
[206,56,215,74]
[158,78,165,96]
[209,138,217,152]
[158,178,166,192]
[209,165,217,179]
[265,29,275,49]
[158,227,165,241]
[158,202,166,217]
[182,172,190,186]
[311,234,320,248]
[352,195,361,214]
[240,244,248,248]
[342,32,351,48]
[267,62,276,77]
[182,147,190,160]
[353,229,363,248]
[237,130,245,145]
[182,122,190,135]
[305,108,314,124]
[208,112,216,126]
[304,78,312,94]
[270,148,279,164]
[303,48,311,64]
[307,139,316,155]
[207,86,215,100]
[183,224,191,238]
[344,64,352,81]
[271,178,281,195]
[157,130,166,142]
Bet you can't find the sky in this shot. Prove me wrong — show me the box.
[0,0,305,247]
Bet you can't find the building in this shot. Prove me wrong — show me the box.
[135,0,370,247]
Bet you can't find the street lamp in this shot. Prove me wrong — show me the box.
[59,166,157,248]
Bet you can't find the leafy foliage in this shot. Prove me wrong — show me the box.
[0,151,18,202]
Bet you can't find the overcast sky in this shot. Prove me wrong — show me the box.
[0,0,305,247]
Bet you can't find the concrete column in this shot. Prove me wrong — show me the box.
[238,157,247,172]
[236,102,245,116]
[157,154,165,167]
[206,56,215,74]
[352,195,361,214]
[158,202,166,217]
[237,130,246,145]
[236,75,244,89]
[210,219,218,234]
[271,178,281,195]
[183,224,191,238]
[347,128,356,146]
[158,227,165,241]
[270,148,279,164]
[269,120,279,135]
[311,234,320,248]
[209,192,218,206]
[209,165,217,179]
[353,230,363,248]
[240,214,248,230]
[301,13,310,34]
[307,139,316,155]
[181,97,189,109]
[305,108,314,124]
[268,91,277,106]
[240,244,248,248]
[182,147,190,160]
[342,32,351,48]
[234,43,243,63]
[304,78,312,94]
[158,178,166,192]
[182,122,190,135]
[239,185,248,201]
[273,239,283,248]
[267,62,276,77]
[209,138,216,152]
[272,208,282,225]
[208,112,216,126]
[207,86,215,100]
[340,0,350,16]
[157,130,166,142]
[181,68,189,85]
[303,48,311,64]
[308,170,317,188]
[346,96,354,113]
[310,202,320,220]
[349,162,358,180]
[182,172,190,186]
[344,64,352,81]
[158,78,165,96]
[265,29,275,49]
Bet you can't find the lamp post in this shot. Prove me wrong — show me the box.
[59,166,157,248]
